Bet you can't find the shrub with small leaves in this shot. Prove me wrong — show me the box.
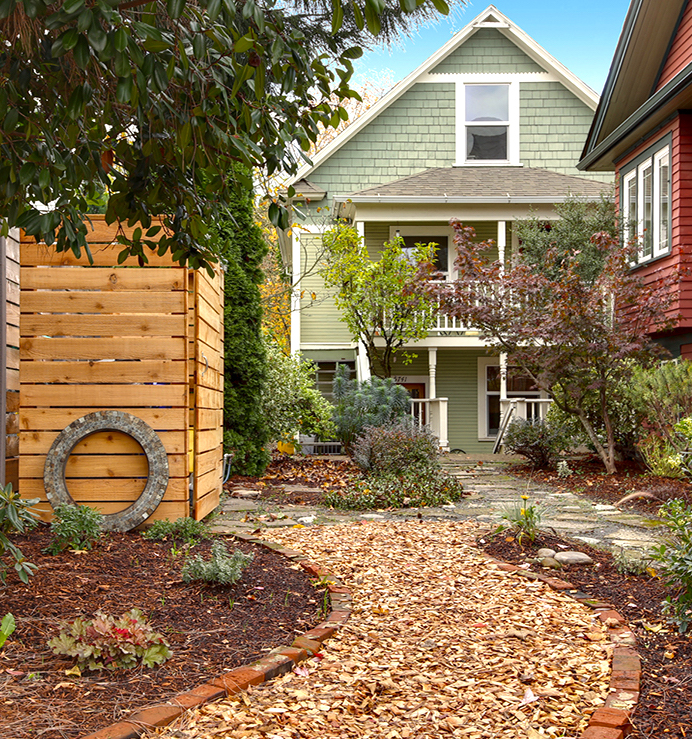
[48,608,172,671]
[325,462,465,510]
[142,517,211,545]
[638,435,687,478]
[46,504,104,554]
[503,418,572,469]
[352,421,439,474]
[0,483,39,584]
[182,541,253,585]
[650,499,692,634]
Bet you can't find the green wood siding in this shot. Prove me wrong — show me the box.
[519,82,611,180]
[299,233,353,345]
[437,348,495,453]
[307,83,456,198]
[431,28,544,74]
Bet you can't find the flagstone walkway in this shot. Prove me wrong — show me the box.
[211,455,666,562]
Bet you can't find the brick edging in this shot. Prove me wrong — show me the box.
[481,553,637,739]
[80,533,352,739]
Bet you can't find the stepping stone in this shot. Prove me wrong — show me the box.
[553,514,599,522]
[554,551,594,565]
[221,500,260,512]
[282,485,323,494]
[594,504,618,511]
[297,515,317,524]
[264,518,300,528]
[232,488,261,499]
[360,513,385,520]
[542,520,598,532]
[574,536,602,547]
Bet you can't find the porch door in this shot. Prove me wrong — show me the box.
[402,382,426,426]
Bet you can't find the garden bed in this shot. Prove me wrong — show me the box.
[510,457,692,514]
[0,527,325,739]
[480,530,692,738]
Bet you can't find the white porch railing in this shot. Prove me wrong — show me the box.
[409,397,449,451]
[493,397,553,453]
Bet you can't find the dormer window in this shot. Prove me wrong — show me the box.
[466,84,509,161]
[456,80,519,166]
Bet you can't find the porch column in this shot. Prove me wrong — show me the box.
[357,340,371,382]
[500,352,508,402]
[428,347,437,399]
[290,231,301,355]
[498,221,506,273]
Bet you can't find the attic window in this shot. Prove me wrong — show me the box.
[465,84,509,162]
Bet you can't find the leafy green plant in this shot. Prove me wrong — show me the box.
[332,365,410,452]
[182,541,254,585]
[324,463,464,510]
[638,435,687,478]
[48,608,171,671]
[46,504,104,554]
[0,483,40,584]
[352,420,438,474]
[142,517,211,546]
[503,418,572,469]
[650,499,692,633]
[556,460,573,478]
[500,494,544,544]
[0,613,16,649]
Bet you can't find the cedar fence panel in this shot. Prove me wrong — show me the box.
[19,216,224,524]
[5,230,20,488]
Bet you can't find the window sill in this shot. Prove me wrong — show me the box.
[454,161,523,167]
[630,249,673,270]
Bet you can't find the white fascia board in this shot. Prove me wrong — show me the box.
[342,195,584,204]
[287,5,508,186]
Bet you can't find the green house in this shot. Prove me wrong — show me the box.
[282,5,611,454]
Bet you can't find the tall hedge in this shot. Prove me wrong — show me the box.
[217,168,270,475]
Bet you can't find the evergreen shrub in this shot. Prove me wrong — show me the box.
[503,417,572,469]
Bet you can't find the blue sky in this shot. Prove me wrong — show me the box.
[353,0,632,95]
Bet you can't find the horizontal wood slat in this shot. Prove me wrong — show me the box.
[21,267,186,292]
[21,314,186,337]
[197,428,222,452]
[196,386,223,410]
[21,384,188,408]
[21,337,186,361]
[21,360,187,385]
[31,500,189,524]
[196,408,223,430]
[20,407,187,432]
[20,477,188,501]
[21,291,187,315]
[20,452,187,478]
[20,430,185,456]
[195,449,222,477]
[194,491,219,521]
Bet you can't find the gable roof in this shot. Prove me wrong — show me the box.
[290,5,600,186]
[344,167,608,204]
[579,0,689,171]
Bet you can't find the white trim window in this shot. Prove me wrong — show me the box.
[456,81,520,165]
[622,141,671,263]
[389,225,452,278]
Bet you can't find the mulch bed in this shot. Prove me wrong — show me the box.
[0,527,325,739]
[510,457,692,514]
[230,455,359,507]
[479,530,692,739]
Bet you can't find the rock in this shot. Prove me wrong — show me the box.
[360,513,385,520]
[537,548,556,558]
[540,557,562,569]
[233,488,260,499]
[554,551,594,566]
[297,515,316,524]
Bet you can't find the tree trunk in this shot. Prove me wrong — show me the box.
[575,407,617,474]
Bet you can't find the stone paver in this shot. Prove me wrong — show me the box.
[214,454,666,561]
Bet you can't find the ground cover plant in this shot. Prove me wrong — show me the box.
[0,526,325,738]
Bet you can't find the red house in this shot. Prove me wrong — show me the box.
[579,0,692,358]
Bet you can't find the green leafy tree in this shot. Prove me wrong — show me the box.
[218,164,270,475]
[0,0,454,270]
[322,223,438,377]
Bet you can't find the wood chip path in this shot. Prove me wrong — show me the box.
[150,520,611,739]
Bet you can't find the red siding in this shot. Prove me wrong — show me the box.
[615,115,692,334]
[657,1,692,90]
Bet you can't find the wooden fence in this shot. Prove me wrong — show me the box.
[3,231,20,489]
[19,217,224,524]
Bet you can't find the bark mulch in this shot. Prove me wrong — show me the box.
[510,457,692,514]
[0,527,325,739]
[479,530,692,739]
[152,520,612,739]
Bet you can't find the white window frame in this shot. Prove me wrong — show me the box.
[456,80,520,166]
[622,140,671,264]
[389,225,453,279]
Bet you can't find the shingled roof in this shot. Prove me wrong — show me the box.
[345,167,609,203]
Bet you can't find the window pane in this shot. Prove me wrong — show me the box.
[401,236,448,272]
[467,126,507,160]
[486,366,501,392]
[627,175,637,243]
[466,85,509,122]
[488,394,500,436]
[642,164,653,259]
[507,368,536,393]
[658,154,670,253]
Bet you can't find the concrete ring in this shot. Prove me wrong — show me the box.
[43,410,169,532]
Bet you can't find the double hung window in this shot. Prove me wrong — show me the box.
[465,84,510,161]
[622,140,671,263]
